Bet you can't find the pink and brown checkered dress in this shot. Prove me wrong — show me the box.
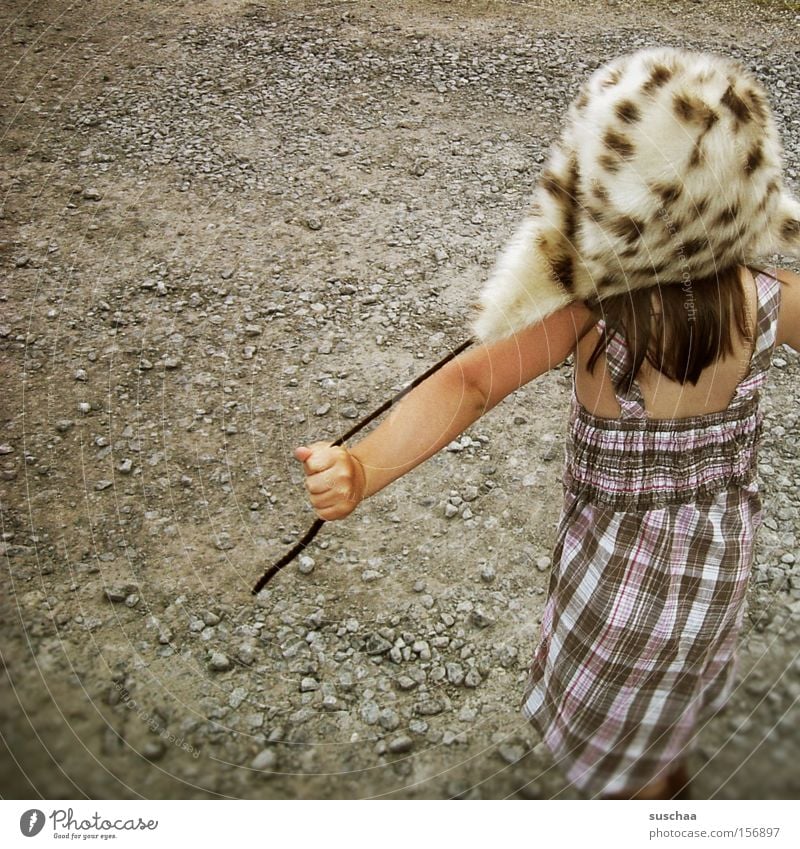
[522,270,782,797]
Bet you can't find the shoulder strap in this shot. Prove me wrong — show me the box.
[595,318,648,420]
[730,270,782,407]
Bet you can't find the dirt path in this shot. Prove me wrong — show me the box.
[1,0,799,799]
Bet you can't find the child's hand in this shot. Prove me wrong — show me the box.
[293,442,367,521]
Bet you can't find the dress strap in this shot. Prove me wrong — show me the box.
[729,270,783,407]
[595,318,648,420]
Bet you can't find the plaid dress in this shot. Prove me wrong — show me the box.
[521,270,782,796]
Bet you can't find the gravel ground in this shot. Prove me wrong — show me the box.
[1,0,799,800]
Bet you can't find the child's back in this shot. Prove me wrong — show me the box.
[574,267,796,421]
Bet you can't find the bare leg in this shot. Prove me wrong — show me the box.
[666,762,692,800]
[602,762,689,800]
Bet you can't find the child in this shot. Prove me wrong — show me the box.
[294,48,800,800]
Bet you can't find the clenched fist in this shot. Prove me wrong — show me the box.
[294,441,367,521]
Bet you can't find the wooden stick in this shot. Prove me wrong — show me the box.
[252,337,475,594]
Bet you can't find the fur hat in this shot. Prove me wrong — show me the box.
[473,47,800,342]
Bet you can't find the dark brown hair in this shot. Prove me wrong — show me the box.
[584,265,754,392]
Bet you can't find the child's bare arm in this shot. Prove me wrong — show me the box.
[775,267,800,353]
[456,299,593,414]
[294,300,593,520]
[294,358,485,520]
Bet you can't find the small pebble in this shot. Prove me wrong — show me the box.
[237,644,256,666]
[415,699,444,716]
[251,749,277,771]
[142,740,166,761]
[379,708,400,731]
[446,663,465,686]
[464,669,483,688]
[498,742,526,764]
[103,584,137,603]
[480,563,496,583]
[208,652,231,672]
[365,634,392,655]
[470,609,493,629]
[215,533,235,551]
[360,701,380,725]
[388,735,414,754]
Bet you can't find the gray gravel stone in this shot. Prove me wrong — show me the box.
[360,701,380,725]
[388,735,414,754]
[229,687,248,709]
[464,669,483,688]
[365,634,392,655]
[251,749,277,771]
[298,555,315,574]
[470,609,493,629]
[208,652,232,672]
[415,699,444,716]
[142,740,166,761]
[498,741,527,764]
[104,584,138,603]
[446,662,465,686]
[480,563,496,583]
[237,644,256,666]
[214,533,235,551]
[379,708,401,731]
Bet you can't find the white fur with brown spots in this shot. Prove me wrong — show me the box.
[474,47,800,342]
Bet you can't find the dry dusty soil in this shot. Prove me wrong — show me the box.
[1,0,800,799]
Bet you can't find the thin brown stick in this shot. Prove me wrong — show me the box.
[252,337,475,594]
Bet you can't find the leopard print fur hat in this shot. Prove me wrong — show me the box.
[473,47,800,342]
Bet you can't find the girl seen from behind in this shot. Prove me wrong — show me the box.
[293,48,800,799]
